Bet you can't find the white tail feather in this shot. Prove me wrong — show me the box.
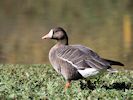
[78,68,100,78]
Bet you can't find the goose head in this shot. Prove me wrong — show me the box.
[42,27,68,45]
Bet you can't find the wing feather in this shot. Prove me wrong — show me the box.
[56,45,110,70]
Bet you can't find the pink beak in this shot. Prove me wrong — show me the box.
[42,29,53,39]
[42,34,49,39]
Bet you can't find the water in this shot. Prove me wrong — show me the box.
[0,0,132,69]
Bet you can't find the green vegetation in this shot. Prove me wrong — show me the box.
[0,64,132,99]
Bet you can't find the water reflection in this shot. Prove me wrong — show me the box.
[122,14,133,69]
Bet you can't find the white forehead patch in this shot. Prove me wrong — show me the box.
[48,29,53,38]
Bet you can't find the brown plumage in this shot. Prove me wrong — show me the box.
[42,27,124,89]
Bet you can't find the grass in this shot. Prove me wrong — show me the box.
[0,64,133,100]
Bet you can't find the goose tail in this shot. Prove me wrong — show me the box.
[103,59,124,66]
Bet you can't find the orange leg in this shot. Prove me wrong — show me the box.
[64,81,71,90]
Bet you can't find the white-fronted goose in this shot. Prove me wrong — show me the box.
[42,27,124,89]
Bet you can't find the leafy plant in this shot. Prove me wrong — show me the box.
[0,64,132,99]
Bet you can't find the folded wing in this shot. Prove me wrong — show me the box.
[56,45,111,70]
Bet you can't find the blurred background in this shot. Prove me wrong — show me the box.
[0,0,132,69]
